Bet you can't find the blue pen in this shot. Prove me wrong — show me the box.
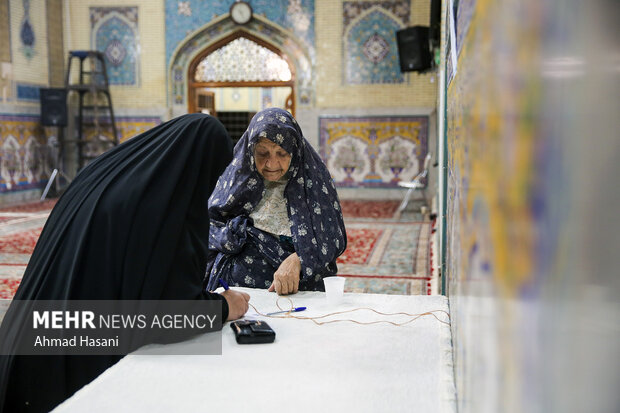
[266,307,306,316]
[218,278,230,290]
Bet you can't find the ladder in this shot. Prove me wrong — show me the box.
[65,50,119,170]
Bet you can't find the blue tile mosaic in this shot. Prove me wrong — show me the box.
[170,16,315,107]
[90,7,139,86]
[343,0,410,27]
[165,0,315,66]
[344,4,407,84]
[16,83,40,101]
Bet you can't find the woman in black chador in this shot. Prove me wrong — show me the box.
[0,114,250,412]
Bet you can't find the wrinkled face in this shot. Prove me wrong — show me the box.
[254,138,292,181]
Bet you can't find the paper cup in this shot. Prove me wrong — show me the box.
[323,276,346,305]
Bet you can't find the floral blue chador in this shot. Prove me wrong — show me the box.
[205,108,347,291]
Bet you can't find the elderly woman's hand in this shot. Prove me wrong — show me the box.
[269,253,301,295]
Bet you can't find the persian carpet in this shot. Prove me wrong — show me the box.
[0,199,55,300]
[0,199,434,300]
[339,200,433,295]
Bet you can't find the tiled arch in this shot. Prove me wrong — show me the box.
[169,16,313,115]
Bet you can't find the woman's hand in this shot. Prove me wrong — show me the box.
[221,289,251,320]
[269,253,301,295]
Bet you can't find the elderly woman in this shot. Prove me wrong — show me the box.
[205,108,347,295]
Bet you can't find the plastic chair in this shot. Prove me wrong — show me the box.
[397,152,432,212]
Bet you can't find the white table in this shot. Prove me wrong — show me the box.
[54,288,455,413]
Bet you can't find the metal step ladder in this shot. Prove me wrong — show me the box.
[64,50,119,170]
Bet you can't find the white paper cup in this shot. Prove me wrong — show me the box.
[323,276,346,305]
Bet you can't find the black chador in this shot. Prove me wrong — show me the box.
[0,114,233,412]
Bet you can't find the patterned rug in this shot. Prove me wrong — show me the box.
[0,199,57,299]
[0,199,57,213]
[339,200,432,295]
[0,199,433,299]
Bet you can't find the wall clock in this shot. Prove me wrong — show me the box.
[230,1,253,25]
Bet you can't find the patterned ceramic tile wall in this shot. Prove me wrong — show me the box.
[90,7,140,86]
[0,114,161,198]
[343,0,409,84]
[0,114,51,193]
[166,0,315,110]
[441,0,620,410]
[62,0,165,109]
[319,115,428,188]
[165,0,315,65]
[316,0,436,108]
[169,18,314,110]
[8,0,49,102]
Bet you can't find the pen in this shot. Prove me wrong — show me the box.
[266,307,306,316]
[218,278,230,290]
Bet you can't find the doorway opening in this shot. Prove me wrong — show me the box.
[188,32,295,145]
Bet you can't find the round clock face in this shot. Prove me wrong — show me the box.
[230,2,253,25]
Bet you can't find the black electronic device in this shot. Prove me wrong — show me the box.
[39,88,68,127]
[230,320,276,344]
[396,26,433,73]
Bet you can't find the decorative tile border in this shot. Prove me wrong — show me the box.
[343,0,409,27]
[319,115,428,188]
[165,0,315,66]
[0,114,161,201]
[0,113,49,193]
[168,1,315,109]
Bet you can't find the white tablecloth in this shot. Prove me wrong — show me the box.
[54,288,455,413]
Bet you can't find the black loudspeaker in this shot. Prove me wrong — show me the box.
[40,88,68,127]
[396,26,432,72]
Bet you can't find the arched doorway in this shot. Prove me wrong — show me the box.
[187,31,295,143]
